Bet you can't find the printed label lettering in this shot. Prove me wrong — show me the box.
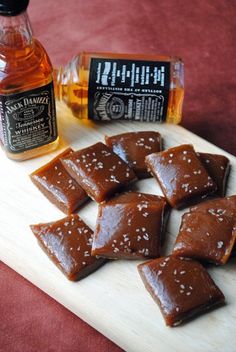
[88,58,170,122]
[0,81,57,153]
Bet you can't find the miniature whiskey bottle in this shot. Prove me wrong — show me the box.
[0,0,59,161]
[55,52,184,123]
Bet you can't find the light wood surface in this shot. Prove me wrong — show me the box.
[1,102,236,352]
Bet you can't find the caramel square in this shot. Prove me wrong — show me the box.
[145,144,217,208]
[173,195,236,264]
[105,131,162,178]
[30,214,106,281]
[61,142,136,203]
[30,148,88,214]
[198,152,230,197]
[138,256,224,326]
[91,192,168,259]
[173,211,236,264]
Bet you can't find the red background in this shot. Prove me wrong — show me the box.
[1,0,236,351]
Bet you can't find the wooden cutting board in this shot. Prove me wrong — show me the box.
[1,102,236,352]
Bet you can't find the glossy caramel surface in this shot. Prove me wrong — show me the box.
[146,144,217,208]
[173,211,236,264]
[182,196,236,259]
[92,192,168,259]
[61,142,136,202]
[190,195,236,217]
[198,152,230,197]
[105,131,162,178]
[30,148,88,214]
[30,214,105,281]
[138,256,225,326]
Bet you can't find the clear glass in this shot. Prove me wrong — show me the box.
[0,11,59,161]
[55,52,184,124]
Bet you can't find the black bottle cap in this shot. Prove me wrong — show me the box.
[0,0,29,16]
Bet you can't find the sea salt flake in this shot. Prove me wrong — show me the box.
[143,233,149,241]
[160,262,166,267]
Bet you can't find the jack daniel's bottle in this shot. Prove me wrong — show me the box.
[0,0,58,160]
[55,52,184,123]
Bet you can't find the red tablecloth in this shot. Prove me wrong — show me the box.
[1,0,236,351]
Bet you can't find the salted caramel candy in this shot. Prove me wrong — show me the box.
[30,148,88,214]
[198,152,230,197]
[61,142,136,203]
[91,192,169,259]
[145,144,217,208]
[138,256,225,326]
[173,211,236,265]
[173,196,236,264]
[105,131,162,178]
[30,214,106,281]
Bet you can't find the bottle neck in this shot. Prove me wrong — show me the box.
[0,11,33,52]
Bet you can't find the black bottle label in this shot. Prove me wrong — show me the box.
[88,58,170,122]
[0,81,58,153]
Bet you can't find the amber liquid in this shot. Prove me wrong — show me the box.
[0,21,59,160]
[56,52,184,124]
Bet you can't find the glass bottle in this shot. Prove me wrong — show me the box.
[0,0,59,161]
[55,52,184,124]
